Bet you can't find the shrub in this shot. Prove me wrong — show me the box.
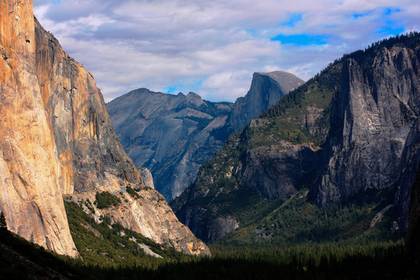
[126,187,141,199]
[95,192,121,209]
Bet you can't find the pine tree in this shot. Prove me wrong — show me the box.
[0,211,7,230]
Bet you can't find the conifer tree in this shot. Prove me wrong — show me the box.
[0,211,7,230]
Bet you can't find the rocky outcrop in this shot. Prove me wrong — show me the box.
[108,72,303,200]
[0,0,209,256]
[174,33,420,243]
[140,168,155,189]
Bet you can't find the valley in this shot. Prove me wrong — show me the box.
[173,34,420,247]
[108,72,303,200]
[0,0,419,279]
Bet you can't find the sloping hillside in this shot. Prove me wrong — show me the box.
[173,33,420,244]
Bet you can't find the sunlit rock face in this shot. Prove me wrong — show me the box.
[0,0,78,257]
[0,0,209,257]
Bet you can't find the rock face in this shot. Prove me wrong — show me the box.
[108,72,303,200]
[313,45,420,206]
[140,168,155,189]
[108,89,233,200]
[398,118,420,238]
[173,34,420,243]
[0,0,209,256]
[0,0,78,257]
[229,71,303,129]
[407,164,420,258]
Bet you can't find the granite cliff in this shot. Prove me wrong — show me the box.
[108,72,303,200]
[229,71,304,129]
[0,0,208,256]
[0,0,77,257]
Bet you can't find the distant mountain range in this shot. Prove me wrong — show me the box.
[172,33,420,244]
[108,71,303,200]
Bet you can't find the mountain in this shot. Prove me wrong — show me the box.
[229,71,304,129]
[108,72,303,200]
[172,33,420,244]
[108,89,234,200]
[0,0,208,257]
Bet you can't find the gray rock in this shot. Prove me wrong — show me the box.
[313,44,420,206]
[108,89,233,199]
[108,72,303,200]
[229,71,304,129]
[140,168,155,189]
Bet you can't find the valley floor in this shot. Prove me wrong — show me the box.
[0,229,418,280]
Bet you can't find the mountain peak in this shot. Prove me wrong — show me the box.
[186,92,204,105]
[254,71,304,93]
[229,70,303,130]
[187,91,201,98]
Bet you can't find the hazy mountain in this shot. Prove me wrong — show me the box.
[108,72,303,200]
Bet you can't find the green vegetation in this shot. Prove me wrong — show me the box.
[224,190,400,245]
[0,196,417,278]
[0,228,416,279]
[0,229,85,279]
[126,186,141,199]
[65,201,179,268]
[63,191,405,279]
[249,60,342,148]
[95,192,121,209]
[210,241,405,266]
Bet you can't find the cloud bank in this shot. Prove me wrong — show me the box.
[34,0,419,102]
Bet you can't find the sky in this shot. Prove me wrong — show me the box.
[34,0,419,102]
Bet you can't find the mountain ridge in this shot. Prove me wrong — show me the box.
[173,32,420,244]
[108,71,303,200]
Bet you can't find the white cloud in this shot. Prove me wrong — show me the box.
[34,0,419,102]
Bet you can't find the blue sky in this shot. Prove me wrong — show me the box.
[34,0,419,102]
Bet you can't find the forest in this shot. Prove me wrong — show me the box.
[0,224,418,280]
